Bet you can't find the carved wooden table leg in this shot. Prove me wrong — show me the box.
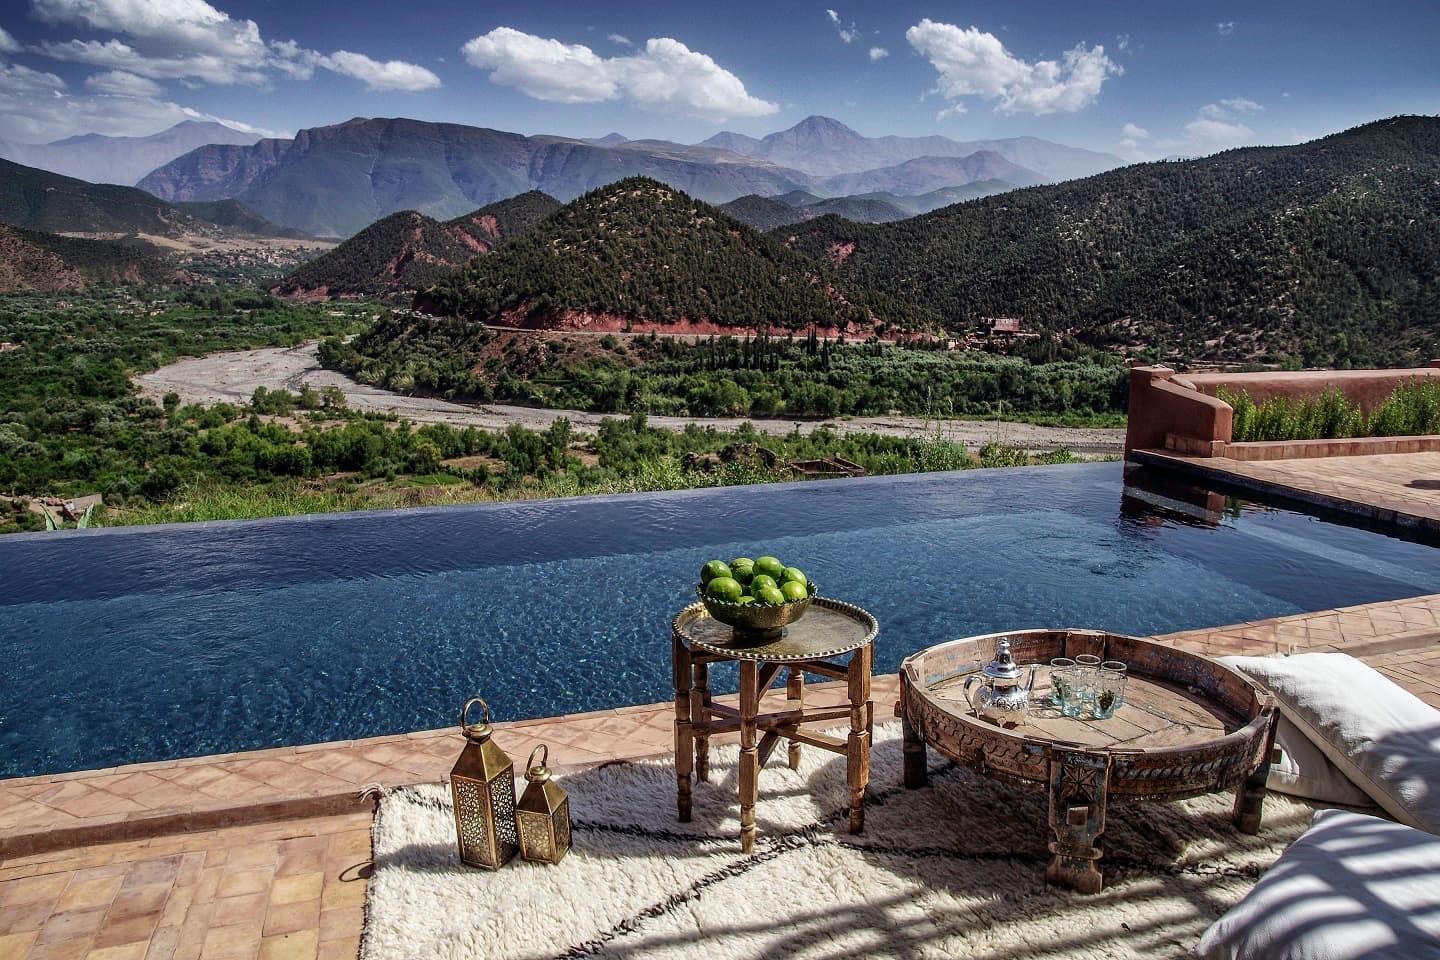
[1046,747,1111,894]
[902,713,928,789]
[693,660,711,782]
[846,643,873,834]
[786,666,804,770]
[738,660,760,853]
[1234,706,1278,834]
[673,635,693,822]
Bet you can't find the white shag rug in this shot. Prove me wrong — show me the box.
[363,725,1315,960]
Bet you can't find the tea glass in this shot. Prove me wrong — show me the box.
[1075,654,1102,704]
[1049,657,1083,717]
[1094,672,1127,719]
[1101,661,1128,707]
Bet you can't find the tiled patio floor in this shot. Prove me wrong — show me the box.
[3,593,1438,959]
[1131,448,1440,535]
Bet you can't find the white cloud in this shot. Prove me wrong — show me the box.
[1171,118,1254,153]
[32,0,437,91]
[317,51,440,92]
[608,33,633,47]
[462,28,777,121]
[869,46,888,61]
[906,19,1120,115]
[1122,122,1148,139]
[0,25,21,54]
[1217,21,1236,36]
[1220,97,1263,113]
[0,62,67,95]
[1115,33,1131,53]
[826,9,859,44]
[84,69,163,97]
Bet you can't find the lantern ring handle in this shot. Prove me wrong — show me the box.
[460,697,491,729]
[526,744,548,771]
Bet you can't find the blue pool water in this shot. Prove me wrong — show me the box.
[2,461,1438,778]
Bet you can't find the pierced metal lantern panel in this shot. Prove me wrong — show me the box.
[516,745,571,865]
[449,698,519,870]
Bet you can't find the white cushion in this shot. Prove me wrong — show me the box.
[1221,653,1440,834]
[1265,714,1376,807]
[1193,808,1440,959]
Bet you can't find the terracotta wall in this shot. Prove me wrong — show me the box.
[1123,363,1440,456]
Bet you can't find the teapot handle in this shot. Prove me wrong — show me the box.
[963,674,978,712]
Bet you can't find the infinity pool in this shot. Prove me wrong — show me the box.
[3,462,1438,778]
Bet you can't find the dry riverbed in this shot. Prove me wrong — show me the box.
[137,342,1125,454]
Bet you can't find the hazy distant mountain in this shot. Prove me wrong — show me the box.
[703,115,1122,181]
[274,191,560,297]
[586,133,629,147]
[0,121,260,186]
[815,152,1044,196]
[139,117,815,237]
[720,193,911,230]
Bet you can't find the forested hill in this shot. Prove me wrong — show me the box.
[781,116,1440,367]
[419,178,940,333]
[0,157,203,236]
[274,192,560,297]
[0,225,176,291]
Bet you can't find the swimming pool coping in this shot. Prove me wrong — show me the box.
[2,592,1438,860]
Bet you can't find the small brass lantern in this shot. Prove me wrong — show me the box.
[516,745,571,865]
[449,697,519,870]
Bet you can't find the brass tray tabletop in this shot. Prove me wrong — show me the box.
[673,597,877,662]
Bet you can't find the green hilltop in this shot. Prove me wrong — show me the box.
[781,116,1440,366]
[420,177,940,333]
[274,192,561,297]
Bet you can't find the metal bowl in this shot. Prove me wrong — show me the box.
[696,581,817,636]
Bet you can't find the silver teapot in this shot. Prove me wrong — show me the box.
[963,639,1037,727]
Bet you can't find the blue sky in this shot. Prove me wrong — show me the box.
[0,0,1435,159]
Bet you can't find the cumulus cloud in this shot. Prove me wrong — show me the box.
[31,0,437,91]
[0,25,21,54]
[1220,96,1263,113]
[84,69,164,97]
[316,51,440,92]
[462,27,776,121]
[869,46,888,61]
[1217,21,1236,36]
[1122,122,1148,139]
[907,19,1120,115]
[826,9,859,44]
[0,62,67,95]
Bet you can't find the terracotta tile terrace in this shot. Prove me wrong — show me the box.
[2,592,1438,960]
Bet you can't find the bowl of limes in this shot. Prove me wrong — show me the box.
[697,554,817,638]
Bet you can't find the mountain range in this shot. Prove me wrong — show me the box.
[0,121,260,187]
[136,116,1121,237]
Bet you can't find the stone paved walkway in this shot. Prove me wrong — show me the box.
[1131,448,1440,536]
[2,595,1438,959]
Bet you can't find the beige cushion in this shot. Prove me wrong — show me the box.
[1193,809,1440,959]
[1222,653,1440,833]
[1265,714,1376,807]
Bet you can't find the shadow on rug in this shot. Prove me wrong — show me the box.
[363,724,1314,960]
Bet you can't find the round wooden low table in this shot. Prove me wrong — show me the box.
[672,598,878,852]
[899,629,1277,893]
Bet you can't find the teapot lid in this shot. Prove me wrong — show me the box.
[980,639,1024,681]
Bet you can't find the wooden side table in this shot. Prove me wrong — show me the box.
[671,597,878,853]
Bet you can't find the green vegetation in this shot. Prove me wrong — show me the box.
[0,224,173,290]
[0,156,206,236]
[421,178,940,333]
[782,116,1440,366]
[323,321,1127,421]
[274,192,561,297]
[1221,381,1440,442]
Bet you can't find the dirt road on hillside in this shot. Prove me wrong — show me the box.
[136,342,1126,454]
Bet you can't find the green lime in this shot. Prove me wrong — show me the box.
[780,580,808,602]
[781,566,807,586]
[700,559,731,585]
[737,595,755,604]
[755,584,786,605]
[706,577,743,602]
[729,557,755,583]
[754,556,785,579]
[749,574,778,593]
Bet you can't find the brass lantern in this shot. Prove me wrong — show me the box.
[449,697,519,870]
[516,745,571,865]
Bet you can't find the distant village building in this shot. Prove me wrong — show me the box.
[980,317,1039,344]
